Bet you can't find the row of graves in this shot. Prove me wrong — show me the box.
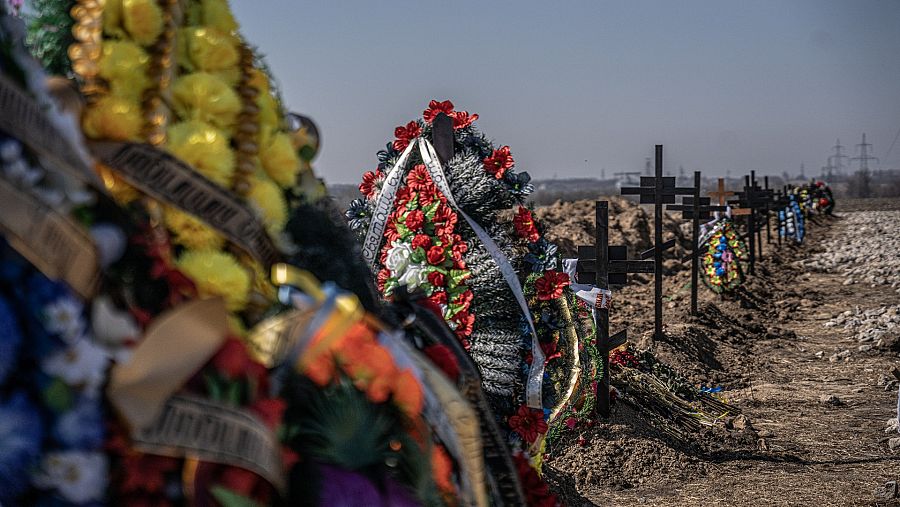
[0,1,837,505]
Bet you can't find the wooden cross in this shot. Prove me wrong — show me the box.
[727,172,769,274]
[575,201,652,417]
[709,178,737,207]
[620,145,693,340]
[667,171,726,315]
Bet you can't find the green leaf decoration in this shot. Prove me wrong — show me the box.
[210,486,264,507]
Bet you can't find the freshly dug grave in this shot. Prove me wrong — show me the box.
[541,198,900,506]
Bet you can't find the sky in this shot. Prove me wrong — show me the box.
[231,0,900,184]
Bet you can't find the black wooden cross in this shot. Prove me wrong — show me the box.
[728,172,768,275]
[666,171,726,316]
[620,145,693,339]
[575,201,653,417]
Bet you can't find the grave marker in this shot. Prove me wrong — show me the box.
[620,145,693,339]
[576,201,653,417]
[667,171,726,315]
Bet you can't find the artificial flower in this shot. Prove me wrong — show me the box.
[423,99,454,123]
[42,296,84,344]
[398,263,429,291]
[345,198,370,230]
[427,271,445,287]
[201,0,240,34]
[98,40,150,100]
[404,209,425,231]
[0,393,43,504]
[41,338,110,397]
[432,204,458,237]
[212,337,252,379]
[122,0,164,46]
[429,290,448,306]
[513,206,540,243]
[411,234,432,251]
[250,397,286,430]
[426,245,446,265]
[376,268,391,293]
[259,130,300,187]
[82,96,143,141]
[431,445,455,495]
[164,206,226,251]
[610,348,640,369]
[166,120,236,187]
[257,92,281,135]
[513,453,558,507]
[359,169,385,200]
[102,0,126,38]
[406,164,432,191]
[535,270,570,301]
[524,239,558,273]
[33,451,108,504]
[483,145,514,179]
[423,344,459,381]
[505,170,535,197]
[172,72,241,130]
[391,369,424,418]
[183,27,239,72]
[116,450,180,496]
[248,175,288,235]
[508,405,548,444]
[452,110,479,129]
[450,309,474,337]
[176,249,251,311]
[385,241,413,275]
[393,121,421,151]
[53,398,105,449]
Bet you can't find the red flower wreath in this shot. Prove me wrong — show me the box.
[513,206,540,243]
[535,270,570,301]
[508,405,548,444]
[483,145,514,179]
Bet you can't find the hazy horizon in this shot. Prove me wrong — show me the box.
[232,0,900,185]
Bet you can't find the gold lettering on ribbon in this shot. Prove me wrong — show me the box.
[89,141,280,267]
[0,74,100,187]
[0,178,99,299]
[133,394,285,493]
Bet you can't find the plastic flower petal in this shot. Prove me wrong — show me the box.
[41,339,110,397]
[201,0,240,34]
[172,72,241,130]
[184,27,239,72]
[164,206,226,251]
[98,40,150,100]
[260,131,300,187]
[122,0,164,46]
[176,250,251,312]
[33,451,108,504]
[247,175,288,235]
[82,96,143,141]
[166,120,236,187]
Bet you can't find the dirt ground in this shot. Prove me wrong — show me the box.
[540,198,900,506]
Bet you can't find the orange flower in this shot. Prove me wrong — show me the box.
[391,369,424,418]
[431,445,455,494]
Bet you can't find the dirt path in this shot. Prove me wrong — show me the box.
[546,206,900,506]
